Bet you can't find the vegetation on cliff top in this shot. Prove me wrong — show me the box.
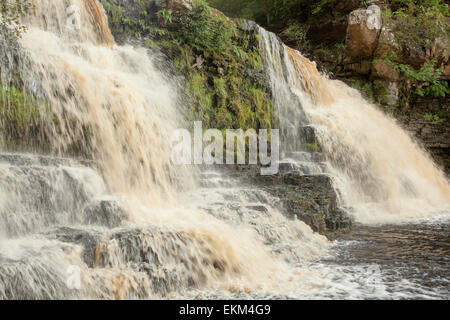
[102,0,273,132]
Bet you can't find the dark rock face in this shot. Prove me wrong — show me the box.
[228,166,353,236]
[396,97,450,175]
[259,173,352,234]
[308,21,348,47]
[82,200,129,228]
[298,125,320,146]
[43,226,105,267]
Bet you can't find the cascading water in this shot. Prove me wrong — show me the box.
[257,26,450,225]
[0,0,334,299]
[0,0,448,300]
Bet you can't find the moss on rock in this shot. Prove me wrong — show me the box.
[0,84,50,151]
[102,0,274,133]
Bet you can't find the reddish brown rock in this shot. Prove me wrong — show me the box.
[374,26,401,59]
[444,64,450,77]
[345,5,382,60]
[371,58,400,80]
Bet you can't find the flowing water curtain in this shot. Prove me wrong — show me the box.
[9,0,186,202]
[258,26,450,223]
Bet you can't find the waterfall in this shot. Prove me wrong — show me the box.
[257,26,450,224]
[0,0,331,299]
[1,0,448,300]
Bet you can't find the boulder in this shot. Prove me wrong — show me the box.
[371,58,399,80]
[43,226,105,267]
[374,26,401,59]
[82,199,129,228]
[345,5,382,60]
[298,125,320,145]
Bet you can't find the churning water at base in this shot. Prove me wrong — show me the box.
[0,0,449,299]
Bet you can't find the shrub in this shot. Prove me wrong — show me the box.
[383,1,449,51]
[0,0,33,41]
[178,1,236,54]
[383,52,449,98]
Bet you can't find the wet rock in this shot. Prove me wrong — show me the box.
[298,125,319,145]
[298,214,326,234]
[375,80,399,106]
[396,97,450,174]
[0,158,105,237]
[82,199,129,228]
[405,45,428,67]
[238,19,257,33]
[43,226,105,267]
[432,38,449,65]
[0,153,74,167]
[345,5,382,60]
[272,173,352,234]
[235,165,353,235]
[133,263,187,296]
[245,205,269,213]
[95,226,225,294]
[0,240,80,299]
[245,69,270,91]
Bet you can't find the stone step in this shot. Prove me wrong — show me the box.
[0,153,80,167]
[0,235,151,299]
[0,153,107,237]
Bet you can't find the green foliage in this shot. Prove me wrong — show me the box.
[102,0,274,133]
[0,0,33,41]
[100,0,153,42]
[383,52,449,98]
[382,1,449,50]
[423,113,445,124]
[280,22,309,50]
[350,79,374,101]
[304,143,321,152]
[177,1,236,53]
[208,0,309,26]
[0,83,47,146]
[156,8,173,24]
[185,71,214,124]
[311,0,336,15]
